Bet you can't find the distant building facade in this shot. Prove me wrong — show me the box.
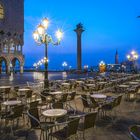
[0,0,24,74]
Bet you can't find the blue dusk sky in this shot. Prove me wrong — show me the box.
[24,0,140,69]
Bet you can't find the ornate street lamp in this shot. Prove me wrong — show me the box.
[33,18,63,88]
[62,61,68,71]
[99,61,106,73]
[127,50,139,72]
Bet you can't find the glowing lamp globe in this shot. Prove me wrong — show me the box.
[33,31,39,41]
[56,29,63,40]
[37,24,45,35]
[42,18,49,29]
[131,51,136,55]
[127,55,131,59]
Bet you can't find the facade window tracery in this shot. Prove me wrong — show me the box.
[0,4,4,19]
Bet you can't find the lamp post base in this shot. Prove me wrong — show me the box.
[44,79,49,89]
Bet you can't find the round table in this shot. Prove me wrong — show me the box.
[42,109,67,118]
[90,94,107,99]
[18,88,31,98]
[128,82,139,85]
[87,79,95,83]
[86,84,95,87]
[118,85,130,88]
[0,86,11,89]
[2,100,21,106]
[76,81,85,84]
[18,88,30,92]
[49,91,63,95]
[98,82,107,84]
[61,83,70,86]
[135,80,140,82]
[0,86,11,99]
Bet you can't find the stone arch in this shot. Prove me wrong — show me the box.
[0,56,9,74]
[0,3,4,19]
[11,56,24,73]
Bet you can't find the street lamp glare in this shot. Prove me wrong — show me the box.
[42,18,49,29]
[55,29,63,40]
[131,51,136,55]
[127,55,130,59]
[33,30,39,41]
[134,54,138,59]
[37,24,45,35]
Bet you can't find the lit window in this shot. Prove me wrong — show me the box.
[0,4,4,19]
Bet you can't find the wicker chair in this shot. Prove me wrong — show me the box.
[50,117,80,140]
[27,108,54,140]
[129,125,140,140]
[78,112,97,139]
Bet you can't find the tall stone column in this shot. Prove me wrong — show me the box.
[115,50,119,64]
[74,23,84,70]
[20,46,23,54]
[0,63,2,74]
[6,63,11,74]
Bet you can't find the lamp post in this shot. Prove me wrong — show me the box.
[62,61,68,71]
[33,18,63,88]
[99,61,106,73]
[127,50,139,72]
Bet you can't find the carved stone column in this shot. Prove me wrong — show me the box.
[20,64,24,74]
[6,63,11,74]
[74,23,84,70]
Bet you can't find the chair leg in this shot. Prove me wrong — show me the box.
[74,100,77,110]
[83,131,85,140]
[40,130,43,140]
[10,125,14,135]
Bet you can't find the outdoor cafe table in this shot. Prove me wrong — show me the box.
[86,84,95,90]
[18,88,30,92]
[49,91,63,95]
[128,82,139,85]
[42,109,67,118]
[18,88,31,100]
[90,94,107,99]
[0,86,11,90]
[42,109,67,140]
[2,100,21,106]
[98,82,107,84]
[86,84,95,87]
[118,85,130,88]
[76,81,85,84]
[80,78,86,80]
[0,86,11,99]
[87,79,95,83]
[135,80,140,82]
[61,83,70,86]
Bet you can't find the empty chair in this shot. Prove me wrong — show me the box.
[52,102,64,109]
[90,96,100,110]
[78,112,97,139]
[129,125,140,140]
[67,92,77,110]
[26,89,33,103]
[27,108,54,140]
[81,95,94,112]
[5,105,24,134]
[50,117,80,140]
[14,86,19,92]
[29,101,39,109]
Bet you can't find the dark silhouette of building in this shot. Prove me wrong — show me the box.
[115,50,119,64]
[74,23,84,70]
[0,0,24,74]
